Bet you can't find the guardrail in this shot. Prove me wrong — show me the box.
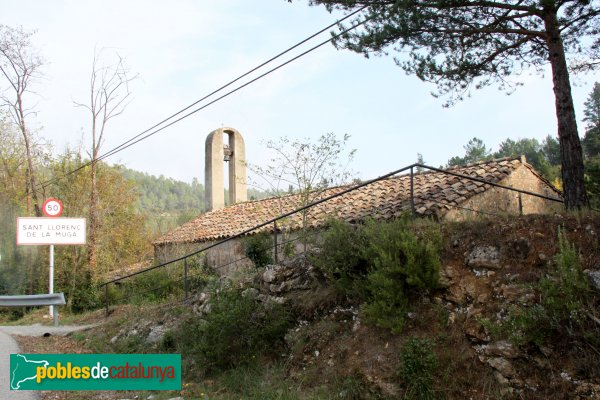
[99,162,565,315]
[0,293,66,326]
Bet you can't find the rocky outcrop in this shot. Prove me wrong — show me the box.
[258,254,324,295]
[586,269,600,291]
[465,245,501,269]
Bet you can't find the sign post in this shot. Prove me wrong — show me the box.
[44,198,62,318]
[17,198,86,319]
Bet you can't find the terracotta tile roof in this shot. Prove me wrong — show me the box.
[153,157,561,246]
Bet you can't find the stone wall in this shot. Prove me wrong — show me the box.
[154,239,252,276]
[443,164,562,221]
[154,231,306,276]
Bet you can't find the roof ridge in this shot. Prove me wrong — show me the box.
[446,156,521,170]
[152,156,560,246]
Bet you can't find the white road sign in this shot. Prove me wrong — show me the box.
[16,218,87,245]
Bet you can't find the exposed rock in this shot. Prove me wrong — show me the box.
[466,246,501,269]
[262,268,278,283]
[146,325,167,344]
[445,274,490,305]
[497,284,534,303]
[585,270,600,291]
[487,357,516,378]
[187,289,217,316]
[259,254,323,296]
[266,295,287,305]
[494,370,510,385]
[481,341,519,359]
[241,287,259,299]
[465,320,489,343]
[574,382,600,399]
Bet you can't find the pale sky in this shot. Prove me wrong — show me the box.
[2,1,599,186]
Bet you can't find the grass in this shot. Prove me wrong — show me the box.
[0,306,105,326]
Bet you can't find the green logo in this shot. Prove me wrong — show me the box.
[10,354,181,391]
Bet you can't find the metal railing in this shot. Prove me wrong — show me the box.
[0,293,66,326]
[99,162,564,315]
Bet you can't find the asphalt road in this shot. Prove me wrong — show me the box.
[0,324,96,399]
[0,329,37,400]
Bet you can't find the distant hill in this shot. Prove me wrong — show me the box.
[120,167,268,234]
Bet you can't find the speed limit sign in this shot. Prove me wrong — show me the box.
[42,198,63,217]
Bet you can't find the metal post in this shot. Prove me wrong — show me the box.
[410,167,416,217]
[49,244,54,317]
[518,192,523,216]
[184,258,189,300]
[53,305,58,327]
[273,221,278,264]
[105,284,109,318]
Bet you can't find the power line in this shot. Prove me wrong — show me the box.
[91,16,372,161]
[36,7,369,191]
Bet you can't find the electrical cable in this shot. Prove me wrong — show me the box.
[35,7,369,191]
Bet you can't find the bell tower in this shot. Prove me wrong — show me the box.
[205,127,247,211]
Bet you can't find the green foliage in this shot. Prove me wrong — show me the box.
[447,137,492,167]
[175,287,293,375]
[506,230,598,347]
[583,83,600,206]
[313,216,441,333]
[121,169,205,214]
[333,373,382,400]
[583,82,600,158]
[127,268,181,304]
[399,337,438,400]
[308,1,597,107]
[445,135,562,182]
[362,217,441,333]
[66,270,101,312]
[109,260,214,306]
[243,232,274,268]
[310,218,368,298]
[586,157,600,208]
[48,154,152,311]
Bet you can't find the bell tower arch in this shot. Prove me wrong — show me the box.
[205,127,247,211]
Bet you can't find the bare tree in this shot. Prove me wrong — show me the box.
[75,49,137,271]
[0,25,44,216]
[250,132,355,251]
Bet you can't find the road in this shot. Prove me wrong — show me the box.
[0,329,37,400]
[0,324,96,399]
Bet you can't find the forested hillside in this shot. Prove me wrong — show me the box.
[121,167,268,234]
[121,169,205,215]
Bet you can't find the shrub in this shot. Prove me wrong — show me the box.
[312,216,441,332]
[399,337,438,400]
[362,217,441,333]
[334,373,381,400]
[506,229,598,347]
[134,268,181,303]
[310,218,368,298]
[68,270,101,312]
[176,286,293,375]
[244,232,274,268]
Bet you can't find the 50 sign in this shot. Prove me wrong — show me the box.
[42,198,63,218]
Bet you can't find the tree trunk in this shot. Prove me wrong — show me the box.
[87,161,99,270]
[544,10,589,209]
[18,98,42,217]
